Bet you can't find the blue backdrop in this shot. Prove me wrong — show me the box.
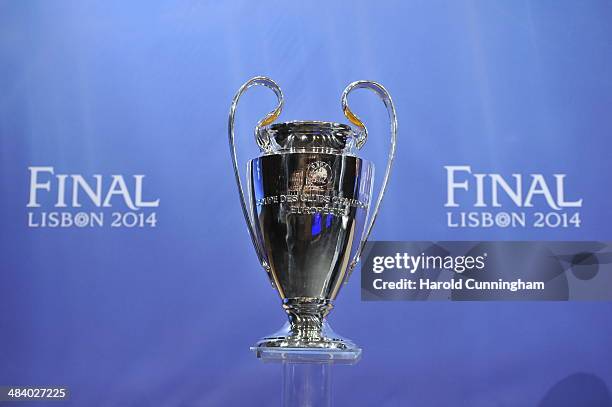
[1,1,611,405]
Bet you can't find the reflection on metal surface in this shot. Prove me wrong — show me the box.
[228,76,397,353]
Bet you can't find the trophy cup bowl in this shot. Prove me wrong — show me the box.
[229,77,397,357]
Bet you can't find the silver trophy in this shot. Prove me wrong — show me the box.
[229,77,397,356]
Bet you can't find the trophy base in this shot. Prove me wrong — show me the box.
[251,321,362,363]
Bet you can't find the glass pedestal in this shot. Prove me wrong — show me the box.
[252,347,361,407]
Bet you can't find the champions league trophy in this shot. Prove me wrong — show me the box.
[228,77,397,362]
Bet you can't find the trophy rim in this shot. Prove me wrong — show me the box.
[265,120,355,135]
[261,120,359,154]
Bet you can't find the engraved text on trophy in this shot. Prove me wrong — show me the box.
[256,160,368,216]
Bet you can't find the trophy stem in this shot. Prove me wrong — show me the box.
[283,298,333,341]
[252,298,361,354]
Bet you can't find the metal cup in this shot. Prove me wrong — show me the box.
[228,77,397,354]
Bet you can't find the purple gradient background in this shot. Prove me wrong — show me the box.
[1,1,611,405]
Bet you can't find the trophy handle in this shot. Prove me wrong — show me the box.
[341,80,398,282]
[228,76,284,273]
